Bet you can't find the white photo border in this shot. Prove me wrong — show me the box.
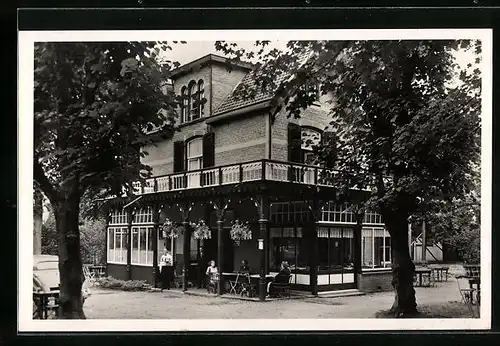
[18,28,492,332]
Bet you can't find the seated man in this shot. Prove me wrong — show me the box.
[267,261,291,297]
[239,260,251,274]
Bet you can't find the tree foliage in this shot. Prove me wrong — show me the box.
[34,41,182,318]
[34,42,180,202]
[216,39,482,316]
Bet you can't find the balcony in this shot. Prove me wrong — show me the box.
[131,159,338,195]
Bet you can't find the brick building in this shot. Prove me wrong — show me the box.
[103,54,394,298]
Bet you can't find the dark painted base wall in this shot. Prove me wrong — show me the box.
[131,265,155,285]
[107,263,155,285]
[357,271,393,293]
[107,263,128,281]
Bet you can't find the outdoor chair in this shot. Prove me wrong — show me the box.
[206,272,219,294]
[455,275,480,318]
[270,275,292,299]
[239,274,257,298]
[83,265,96,287]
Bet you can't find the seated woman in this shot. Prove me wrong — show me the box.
[267,261,291,297]
[239,260,251,274]
[205,260,219,293]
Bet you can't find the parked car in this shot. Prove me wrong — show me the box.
[33,254,91,306]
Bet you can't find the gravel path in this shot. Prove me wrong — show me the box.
[84,280,464,319]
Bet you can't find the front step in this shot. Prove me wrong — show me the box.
[317,289,365,298]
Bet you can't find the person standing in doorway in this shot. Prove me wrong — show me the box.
[160,249,173,291]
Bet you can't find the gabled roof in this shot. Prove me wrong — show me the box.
[213,51,313,116]
[169,53,253,79]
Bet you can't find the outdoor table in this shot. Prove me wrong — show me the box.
[88,265,106,278]
[414,267,432,287]
[431,266,449,282]
[221,272,247,294]
[221,272,244,295]
[33,291,59,319]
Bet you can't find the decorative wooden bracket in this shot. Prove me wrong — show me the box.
[251,195,269,221]
[176,201,195,221]
[153,204,164,224]
[210,197,231,221]
[306,199,327,222]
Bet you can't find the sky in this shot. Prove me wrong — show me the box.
[162,40,476,72]
[161,40,288,66]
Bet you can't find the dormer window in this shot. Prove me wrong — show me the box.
[189,81,198,121]
[181,86,188,122]
[198,79,205,117]
[180,79,205,123]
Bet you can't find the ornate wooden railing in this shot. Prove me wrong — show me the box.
[130,159,339,195]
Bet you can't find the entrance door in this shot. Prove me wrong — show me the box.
[317,226,357,292]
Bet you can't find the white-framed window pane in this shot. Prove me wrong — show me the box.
[187,138,202,157]
[187,158,201,171]
[139,227,147,264]
[362,228,374,268]
[107,228,114,262]
[132,228,139,264]
[147,227,154,265]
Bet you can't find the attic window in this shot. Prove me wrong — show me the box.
[189,81,198,120]
[181,79,205,123]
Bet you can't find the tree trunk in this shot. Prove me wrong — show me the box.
[33,187,43,255]
[54,184,85,319]
[385,214,417,317]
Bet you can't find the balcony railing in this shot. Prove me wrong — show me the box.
[130,159,339,195]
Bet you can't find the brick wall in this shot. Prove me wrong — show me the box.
[142,120,209,176]
[357,271,393,293]
[211,63,249,112]
[142,61,335,176]
[212,111,267,166]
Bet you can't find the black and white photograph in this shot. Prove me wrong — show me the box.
[18,29,492,331]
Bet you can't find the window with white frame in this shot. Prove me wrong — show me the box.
[198,79,205,117]
[107,227,128,264]
[186,137,203,171]
[188,81,199,121]
[133,207,154,224]
[363,211,384,224]
[181,86,188,123]
[131,226,154,265]
[110,209,128,225]
[362,227,391,269]
[270,201,312,224]
[301,127,321,165]
[321,202,356,223]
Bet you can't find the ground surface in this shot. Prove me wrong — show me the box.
[83,277,475,319]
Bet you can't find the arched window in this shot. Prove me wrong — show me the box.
[188,81,198,121]
[198,79,205,117]
[301,127,322,164]
[181,86,188,123]
[186,137,203,171]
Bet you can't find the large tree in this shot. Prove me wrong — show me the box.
[216,40,481,316]
[34,42,180,318]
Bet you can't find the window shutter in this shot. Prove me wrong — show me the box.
[202,132,215,168]
[287,123,302,163]
[173,140,185,172]
[322,132,337,168]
